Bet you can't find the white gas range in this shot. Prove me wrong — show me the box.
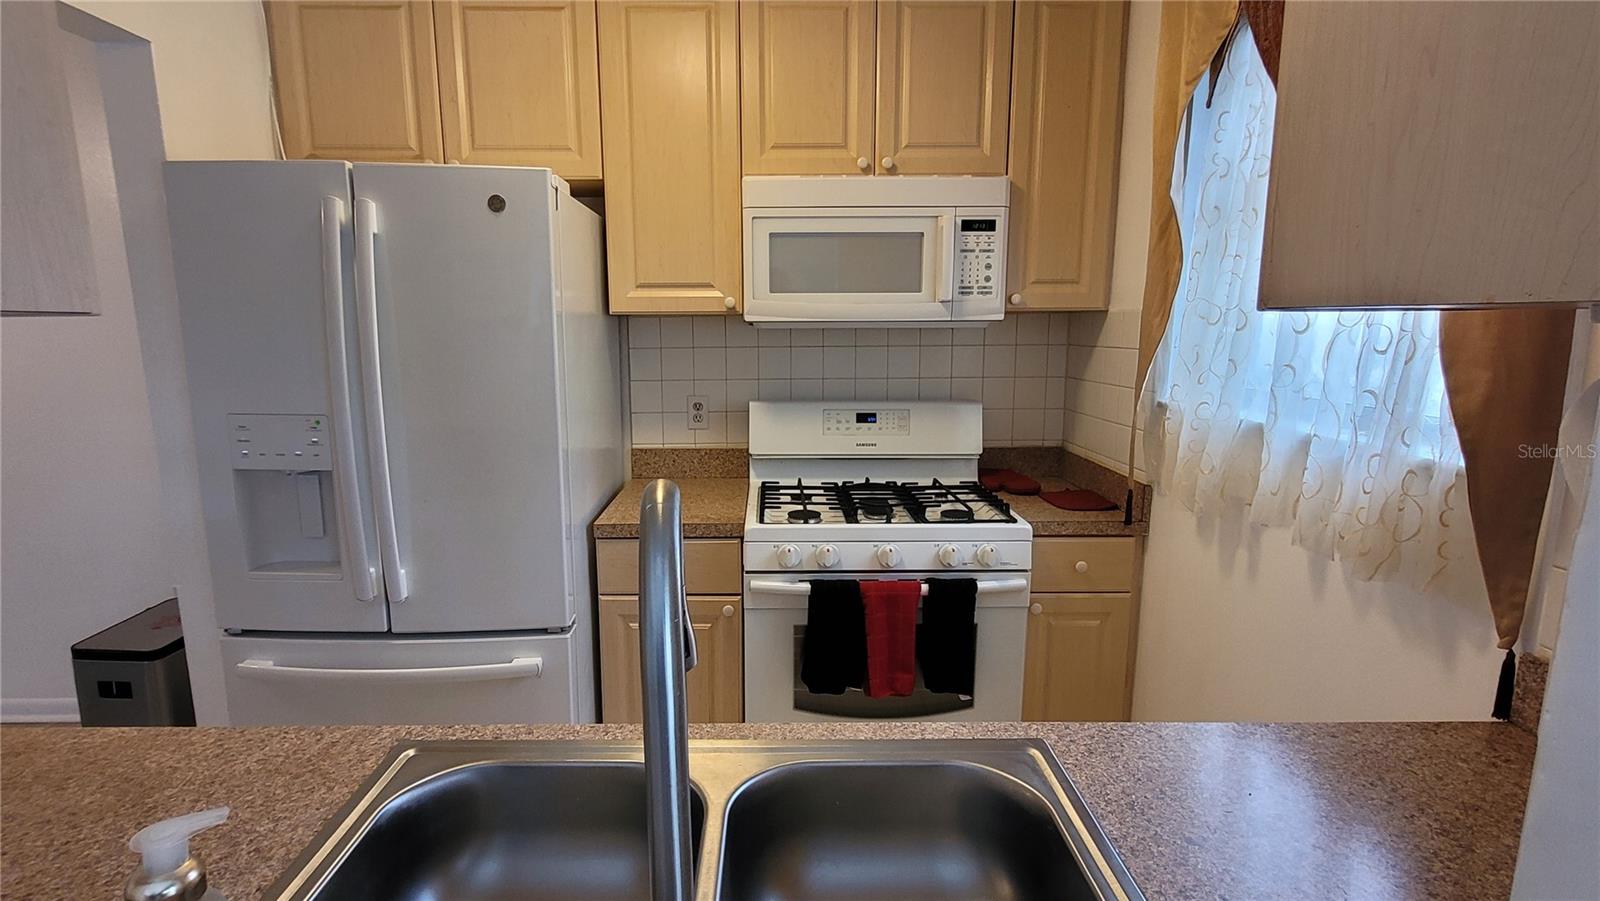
[743,401,1033,722]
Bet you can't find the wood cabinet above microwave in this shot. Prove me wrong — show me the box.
[740,0,1013,177]
[1259,1,1599,310]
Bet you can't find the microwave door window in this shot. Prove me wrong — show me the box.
[768,232,924,295]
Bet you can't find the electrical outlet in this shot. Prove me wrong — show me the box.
[688,395,709,430]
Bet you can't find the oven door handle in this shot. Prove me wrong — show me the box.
[747,578,1029,597]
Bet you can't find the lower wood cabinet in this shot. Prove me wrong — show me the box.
[1022,592,1133,722]
[599,594,743,723]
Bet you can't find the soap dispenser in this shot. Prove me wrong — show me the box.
[124,807,230,901]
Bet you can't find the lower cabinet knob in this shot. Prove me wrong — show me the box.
[856,157,871,171]
[1075,560,1089,574]
[1009,293,1024,307]
[1030,603,1043,615]
[722,604,735,618]
[881,156,896,170]
[723,296,736,310]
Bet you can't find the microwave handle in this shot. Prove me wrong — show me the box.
[936,214,955,303]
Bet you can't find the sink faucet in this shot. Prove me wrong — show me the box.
[638,479,697,901]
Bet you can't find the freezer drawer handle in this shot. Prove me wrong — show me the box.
[747,578,1028,596]
[234,657,543,684]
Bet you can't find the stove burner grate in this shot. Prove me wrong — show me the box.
[756,478,1015,525]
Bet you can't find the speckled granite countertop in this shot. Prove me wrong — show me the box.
[1,721,1533,899]
[593,478,748,538]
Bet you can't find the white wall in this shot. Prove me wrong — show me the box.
[1511,367,1599,898]
[1082,2,1506,720]
[1,3,274,721]
[67,0,277,159]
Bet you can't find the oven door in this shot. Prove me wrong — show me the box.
[743,206,956,323]
[743,574,1028,722]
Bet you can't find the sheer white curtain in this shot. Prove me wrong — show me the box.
[1144,24,1476,593]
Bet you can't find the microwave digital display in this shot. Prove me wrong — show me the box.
[856,412,878,424]
[960,218,997,232]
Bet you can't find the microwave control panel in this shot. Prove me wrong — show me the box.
[955,209,1005,301]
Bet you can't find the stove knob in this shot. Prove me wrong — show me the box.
[777,544,802,568]
[937,544,962,567]
[975,544,1000,567]
[816,544,841,568]
[876,545,902,568]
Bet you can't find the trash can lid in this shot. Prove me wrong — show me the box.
[71,598,185,662]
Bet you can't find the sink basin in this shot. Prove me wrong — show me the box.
[267,740,1140,901]
[276,758,705,900]
[718,761,1095,900]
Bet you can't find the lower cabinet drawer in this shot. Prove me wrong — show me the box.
[1031,538,1137,592]
[599,595,743,723]
[595,538,742,595]
[1021,593,1133,722]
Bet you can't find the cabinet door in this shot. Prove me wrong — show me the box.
[599,595,744,723]
[874,0,1012,175]
[740,0,876,175]
[597,0,742,313]
[264,0,445,162]
[1022,593,1131,721]
[433,0,604,179]
[1005,1,1126,311]
[1261,2,1599,309]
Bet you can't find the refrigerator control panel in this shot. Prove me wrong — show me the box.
[227,414,333,471]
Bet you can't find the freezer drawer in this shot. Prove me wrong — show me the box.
[221,632,578,725]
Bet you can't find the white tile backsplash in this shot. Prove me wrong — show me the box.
[626,316,1073,446]
[1064,308,1143,473]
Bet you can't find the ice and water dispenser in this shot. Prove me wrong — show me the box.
[227,414,342,578]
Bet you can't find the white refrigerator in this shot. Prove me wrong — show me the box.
[164,162,622,724]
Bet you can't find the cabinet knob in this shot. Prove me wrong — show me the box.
[723,296,736,310]
[881,156,896,170]
[1075,560,1089,574]
[856,157,871,171]
[722,604,735,618]
[1009,293,1024,307]
[1030,602,1043,615]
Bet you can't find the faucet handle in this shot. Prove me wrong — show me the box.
[681,590,698,672]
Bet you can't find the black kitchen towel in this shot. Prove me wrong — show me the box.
[918,578,978,695]
[800,580,867,694]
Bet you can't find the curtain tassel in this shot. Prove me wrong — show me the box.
[1491,649,1516,721]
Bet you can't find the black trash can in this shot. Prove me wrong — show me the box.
[70,598,196,726]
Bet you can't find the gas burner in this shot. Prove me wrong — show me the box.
[755,478,1015,526]
[787,508,822,523]
[938,508,974,522]
[858,500,893,521]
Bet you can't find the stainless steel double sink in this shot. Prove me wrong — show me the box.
[266,739,1143,901]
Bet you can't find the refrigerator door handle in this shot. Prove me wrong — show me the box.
[353,197,409,603]
[321,195,379,602]
[234,657,543,684]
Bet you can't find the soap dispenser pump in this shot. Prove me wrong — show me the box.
[124,806,230,901]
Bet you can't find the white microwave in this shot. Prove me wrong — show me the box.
[742,176,1009,326]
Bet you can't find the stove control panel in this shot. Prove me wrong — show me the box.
[745,540,1032,573]
[822,408,911,436]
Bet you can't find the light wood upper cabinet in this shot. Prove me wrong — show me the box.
[598,0,742,313]
[740,0,876,175]
[874,0,1012,175]
[1260,1,1599,309]
[265,0,445,162]
[432,0,603,178]
[1006,0,1126,311]
[599,595,744,723]
[1022,592,1132,722]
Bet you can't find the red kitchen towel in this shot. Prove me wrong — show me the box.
[860,580,920,698]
